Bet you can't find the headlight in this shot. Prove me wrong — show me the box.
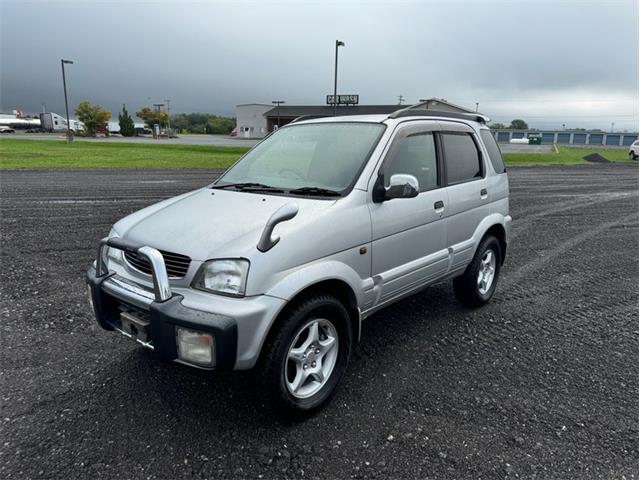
[104,228,123,268]
[192,259,250,296]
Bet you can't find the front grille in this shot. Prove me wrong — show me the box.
[124,249,191,278]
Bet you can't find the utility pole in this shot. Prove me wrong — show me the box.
[397,95,404,105]
[61,59,74,143]
[165,99,171,136]
[272,100,285,130]
[333,40,345,116]
[153,103,164,139]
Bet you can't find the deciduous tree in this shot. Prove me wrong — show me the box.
[510,119,528,130]
[74,101,111,136]
[136,107,169,128]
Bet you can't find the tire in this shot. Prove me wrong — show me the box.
[258,293,353,419]
[453,235,502,308]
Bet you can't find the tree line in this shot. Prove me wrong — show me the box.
[489,119,529,130]
[73,101,235,137]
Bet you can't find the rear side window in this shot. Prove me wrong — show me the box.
[480,129,506,173]
[382,132,439,191]
[442,133,482,184]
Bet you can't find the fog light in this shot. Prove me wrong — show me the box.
[176,328,215,367]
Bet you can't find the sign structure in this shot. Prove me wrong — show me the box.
[326,94,359,105]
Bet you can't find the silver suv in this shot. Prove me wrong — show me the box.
[86,107,511,417]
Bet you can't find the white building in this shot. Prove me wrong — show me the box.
[235,103,272,138]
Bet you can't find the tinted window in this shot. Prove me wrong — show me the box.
[480,130,506,173]
[442,133,482,184]
[382,132,438,191]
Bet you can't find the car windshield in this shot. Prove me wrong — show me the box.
[215,122,385,195]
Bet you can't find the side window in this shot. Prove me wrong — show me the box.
[382,132,438,192]
[480,129,506,173]
[442,133,482,184]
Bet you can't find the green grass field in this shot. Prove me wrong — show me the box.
[0,139,249,170]
[0,138,634,170]
[503,146,632,166]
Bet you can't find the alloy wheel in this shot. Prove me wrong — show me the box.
[284,318,339,399]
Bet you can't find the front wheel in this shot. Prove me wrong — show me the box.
[453,235,502,308]
[629,152,638,161]
[258,294,352,419]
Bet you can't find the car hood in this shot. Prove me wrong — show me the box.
[114,188,336,261]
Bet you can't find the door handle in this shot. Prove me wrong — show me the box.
[480,188,488,197]
[434,200,445,210]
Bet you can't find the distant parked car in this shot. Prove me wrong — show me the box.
[0,126,15,133]
[629,140,639,160]
[230,128,238,137]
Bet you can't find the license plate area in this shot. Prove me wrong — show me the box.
[120,311,151,344]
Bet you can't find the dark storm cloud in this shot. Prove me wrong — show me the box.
[1,0,638,129]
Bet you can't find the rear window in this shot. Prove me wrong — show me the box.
[480,130,506,173]
[442,133,482,184]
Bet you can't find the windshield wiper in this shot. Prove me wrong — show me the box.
[288,187,342,197]
[212,182,284,193]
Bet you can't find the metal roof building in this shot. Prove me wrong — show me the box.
[235,98,475,138]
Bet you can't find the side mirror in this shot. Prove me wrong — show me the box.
[383,174,419,200]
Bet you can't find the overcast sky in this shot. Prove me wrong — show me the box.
[1,0,638,130]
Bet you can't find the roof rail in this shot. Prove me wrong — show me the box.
[388,105,490,124]
[387,102,424,118]
[290,114,330,123]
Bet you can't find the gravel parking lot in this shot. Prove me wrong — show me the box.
[1,165,637,479]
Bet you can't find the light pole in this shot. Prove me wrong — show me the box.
[165,99,171,135]
[611,122,615,133]
[333,40,345,116]
[61,59,74,143]
[475,102,479,112]
[272,100,285,130]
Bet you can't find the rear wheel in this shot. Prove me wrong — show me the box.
[258,293,352,419]
[453,235,502,307]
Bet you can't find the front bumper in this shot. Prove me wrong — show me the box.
[86,237,285,370]
[87,265,238,370]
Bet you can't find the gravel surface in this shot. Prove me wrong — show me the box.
[1,165,638,479]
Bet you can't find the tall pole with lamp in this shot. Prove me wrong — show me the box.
[61,59,74,143]
[333,40,345,116]
[272,100,285,131]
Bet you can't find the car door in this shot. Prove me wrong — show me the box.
[438,122,491,271]
[367,121,449,306]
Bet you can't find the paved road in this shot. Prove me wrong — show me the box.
[1,165,638,479]
[499,144,553,153]
[0,132,259,147]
